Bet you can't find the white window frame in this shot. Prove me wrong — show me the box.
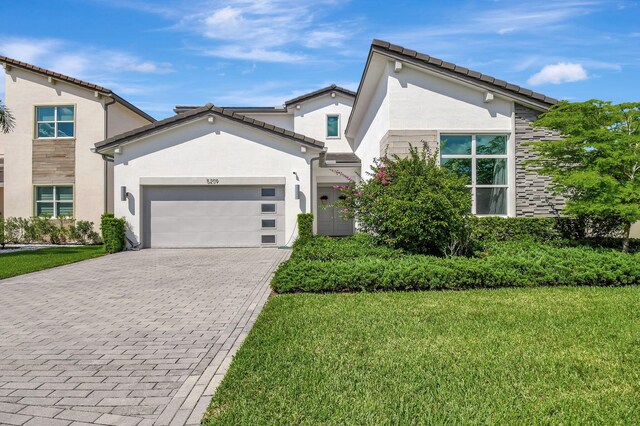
[326,114,340,139]
[34,185,74,218]
[440,133,510,217]
[34,105,76,140]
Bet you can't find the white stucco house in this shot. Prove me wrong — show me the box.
[4,39,638,247]
[92,39,574,249]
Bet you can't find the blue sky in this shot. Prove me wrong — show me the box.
[1,0,639,119]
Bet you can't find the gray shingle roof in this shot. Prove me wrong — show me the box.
[95,104,325,152]
[284,84,356,106]
[371,39,558,105]
[0,55,155,123]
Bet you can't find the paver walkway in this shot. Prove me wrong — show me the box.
[0,248,289,425]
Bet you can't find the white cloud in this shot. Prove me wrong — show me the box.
[527,62,588,85]
[305,30,348,48]
[170,0,353,62]
[0,38,61,64]
[204,46,307,63]
[0,37,174,80]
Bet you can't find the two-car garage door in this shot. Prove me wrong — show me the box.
[142,185,285,248]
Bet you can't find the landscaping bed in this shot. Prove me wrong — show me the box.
[0,245,105,280]
[204,287,640,424]
[273,235,640,293]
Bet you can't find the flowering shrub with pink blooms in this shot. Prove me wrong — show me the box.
[335,145,472,256]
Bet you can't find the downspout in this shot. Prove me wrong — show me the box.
[103,97,116,214]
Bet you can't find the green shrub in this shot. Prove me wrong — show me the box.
[68,220,101,245]
[471,217,562,242]
[101,214,126,253]
[0,218,5,249]
[272,241,640,293]
[3,217,22,243]
[335,146,472,256]
[297,213,314,241]
[291,234,404,262]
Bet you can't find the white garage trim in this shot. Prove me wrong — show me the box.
[140,176,286,186]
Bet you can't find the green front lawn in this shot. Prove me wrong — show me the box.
[0,245,105,280]
[204,287,640,425]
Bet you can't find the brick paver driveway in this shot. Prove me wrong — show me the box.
[0,248,289,426]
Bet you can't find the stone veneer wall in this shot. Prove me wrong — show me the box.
[380,130,438,158]
[514,104,565,216]
[32,139,75,184]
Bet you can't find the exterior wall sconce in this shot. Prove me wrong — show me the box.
[320,195,329,206]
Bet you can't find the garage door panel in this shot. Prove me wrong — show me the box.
[143,185,285,248]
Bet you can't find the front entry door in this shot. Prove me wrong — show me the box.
[317,186,354,236]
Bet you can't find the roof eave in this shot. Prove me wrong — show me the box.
[95,106,325,153]
[372,46,556,111]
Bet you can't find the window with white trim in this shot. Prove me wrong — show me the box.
[35,106,75,139]
[326,114,340,138]
[35,186,73,217]
[440,134,509,215]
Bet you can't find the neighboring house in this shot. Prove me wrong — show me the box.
[0,56,154,226]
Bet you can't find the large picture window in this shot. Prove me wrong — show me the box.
[35,186,73,217]
[35,106,75,139]
[440,134,509,215]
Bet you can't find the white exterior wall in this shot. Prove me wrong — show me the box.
[113,117,319,246]
[1,70,106,221]
[106,103,153,214]
[293,94,354,153]
[243,112,294,131]
[388,64,514,131]
[353,63,391,175]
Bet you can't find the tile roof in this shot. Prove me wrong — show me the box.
[174,105,287,114]
[320,152,361,167]
[370,39,558,106]
[95,103,325,152]
[284,84,356,106]
[0,55,155,122]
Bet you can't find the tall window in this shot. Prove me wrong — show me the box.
[440,134,508,215]
[35,106,75,138]
[326,114,339,138]
[35,186,73,217]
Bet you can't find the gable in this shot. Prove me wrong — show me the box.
[95,104,324,155]
[115,115,315,177]
[388,61,513,131]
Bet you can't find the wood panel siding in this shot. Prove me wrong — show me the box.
[32,139,75,184]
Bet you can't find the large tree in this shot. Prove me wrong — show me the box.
[0,100,15,134]
[528,100,640,252]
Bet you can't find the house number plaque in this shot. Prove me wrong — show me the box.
[206,178,220,185]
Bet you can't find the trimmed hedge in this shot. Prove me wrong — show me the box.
[470,217,639,251]
[470,217,563,243]
[272,240,640,293]
[101,214,126,253]
[290,233,404,261]
[297,213,314,241]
